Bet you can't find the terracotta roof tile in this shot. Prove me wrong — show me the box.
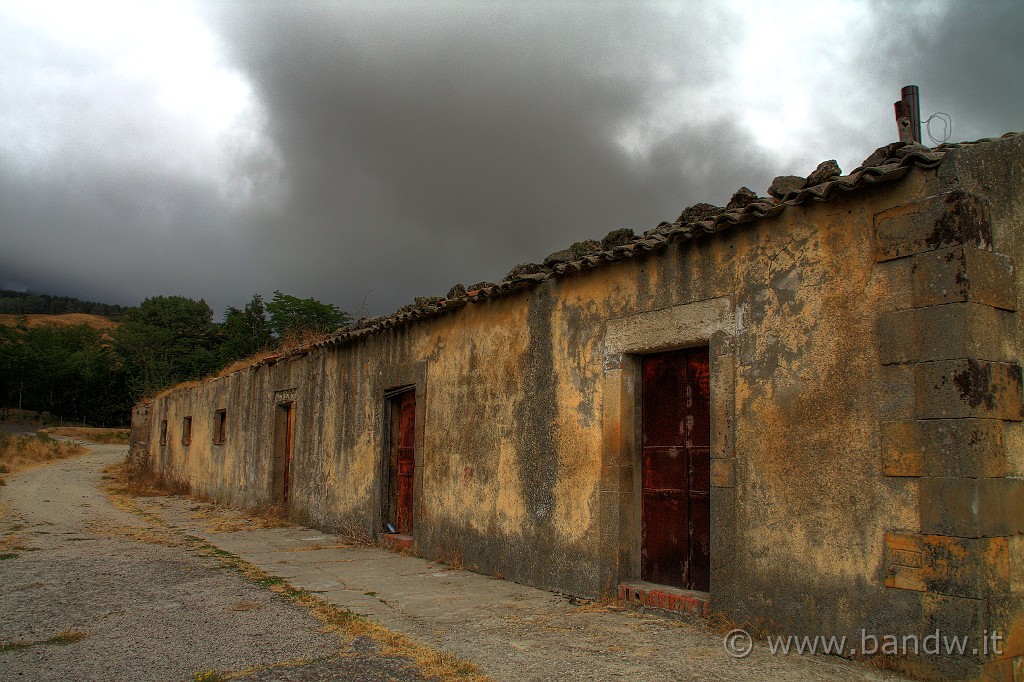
[284,132,1018,356]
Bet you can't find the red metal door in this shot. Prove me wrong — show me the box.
[641,348,710,591]
[395,391,416,534]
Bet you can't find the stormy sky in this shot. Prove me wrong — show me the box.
[1,1,1022,318]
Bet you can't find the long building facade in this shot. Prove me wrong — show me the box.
[131,133,1024,680]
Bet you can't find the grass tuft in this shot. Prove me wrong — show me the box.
[51,631,88,645]
[187,501,293,534]
[571,596,626,614]
[0,631,88,652]
[193,671,229,682]
[104,460,191,498]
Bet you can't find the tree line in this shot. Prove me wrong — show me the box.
[0,291,350,427]
[0,289,127,319]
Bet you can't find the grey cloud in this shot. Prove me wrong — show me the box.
[858,0,1024,146]
[3,1,1021,319]
[204,2,773,314]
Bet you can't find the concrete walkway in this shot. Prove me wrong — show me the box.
[143,495,904,681]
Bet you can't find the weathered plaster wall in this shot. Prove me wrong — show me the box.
[727,176,945,629]
[146,178,918,596]
[134,136,1024,680]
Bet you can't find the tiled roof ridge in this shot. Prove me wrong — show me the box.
[219,132,1023,373]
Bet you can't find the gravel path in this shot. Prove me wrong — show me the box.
[0,444,424,681]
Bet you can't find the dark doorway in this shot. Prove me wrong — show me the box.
[272,402,294,506]
[641,347,710,591]
[384,389,416,534]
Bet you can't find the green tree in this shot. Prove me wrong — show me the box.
[219,294,273,363]
[265,290,350,340]
[0,324,29,409]
[0,323,129,425]
[113,296,220,398]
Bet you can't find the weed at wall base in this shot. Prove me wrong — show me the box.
[106,458,191,498]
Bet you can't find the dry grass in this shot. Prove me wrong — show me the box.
[0,630,88,651]
[275,328,336,353]
[150,379,204,401]
[281,582,487,682]
[434,544,464,571]
[446,554,464,571]
[704,609,775,640]
[214,348,281,377]
[276,544,357,553]
[187,503,294,534]
[87,518,185,548]
[0,532,31,554]
[193,655,338,681]
[1,409,53,426]
[0,431,87,479]
[571,596,627,614]
[333,522,377,548]
[103,460,191,498]
[103,460,295,534]
[40,427,130,445]
[0,313,117,331]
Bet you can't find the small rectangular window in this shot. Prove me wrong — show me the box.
[213,409,227,445]
[159,419,168,446]
[182,416,192,446]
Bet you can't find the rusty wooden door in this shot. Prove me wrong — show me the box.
[641,348,710,591]
[273,402,294,506]
[395,391,416,534]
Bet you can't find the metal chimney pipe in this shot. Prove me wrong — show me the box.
[894,85,922,143]
[902,85,921,143]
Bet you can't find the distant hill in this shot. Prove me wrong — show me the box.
[0,290,126,319]
[0,313,118,332]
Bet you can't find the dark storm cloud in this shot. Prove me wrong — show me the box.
[0,158,245,307]
[3,1,1021,318]
[206,2,775,314]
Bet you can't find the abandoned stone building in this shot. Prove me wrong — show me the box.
[131,132,1024,680]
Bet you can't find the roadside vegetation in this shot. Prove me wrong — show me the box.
[0,432,87,484]
[40,427,130,445]
[105,459,191,499]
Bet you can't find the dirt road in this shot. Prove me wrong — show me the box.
[0,444,422,681]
